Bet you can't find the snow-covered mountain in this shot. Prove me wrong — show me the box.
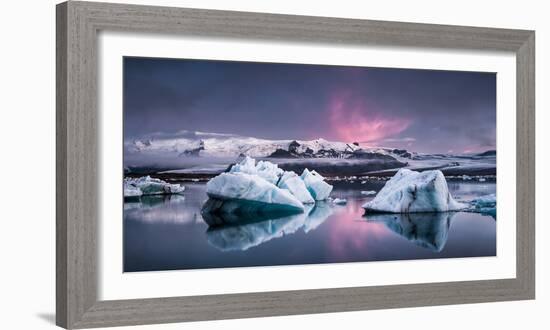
[124,130,496,177]
[125,130,413,160]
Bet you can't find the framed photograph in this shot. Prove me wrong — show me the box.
[56,1,535,328]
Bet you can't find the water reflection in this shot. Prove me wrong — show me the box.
[364,212,454,252]
[124,194,201,225]
[206,203,333,251]
[123,182,496,272]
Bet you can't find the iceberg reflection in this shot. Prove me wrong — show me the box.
[364,212,455,252]
[205,203,333,251]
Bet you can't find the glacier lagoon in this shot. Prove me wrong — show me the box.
[123,180,496,272]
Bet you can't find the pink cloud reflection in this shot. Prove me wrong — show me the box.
[328,91,411,143]
[325,199,390,259]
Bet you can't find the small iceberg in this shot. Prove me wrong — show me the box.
[361,190,377,196]
[363,168,466,213]
[202,157,333,224]
[332,198,347,205]
[466,193,496,218]
[124,176,185,197]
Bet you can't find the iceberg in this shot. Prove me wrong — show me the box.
[361,190,377,196]
[332,198,347,205]
[301,169,333,201]
[202,157,334,224]
[466,193,496,218]
[362,169,466,213]
[277,171,315,204]
[205,172,304,214]
[123,176,185,197]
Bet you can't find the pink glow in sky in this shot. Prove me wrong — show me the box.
[328,91,411,144]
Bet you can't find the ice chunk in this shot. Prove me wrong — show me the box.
[333,198,347,205]
[277,171,315,204]
[124,184,143,198]
[300,169,333,201]
[230,156,283,185]
[123,176,185,197]
[362,169,466,213]
[466,193,496,218]
[206,172,304,213]
[361,190,377,196]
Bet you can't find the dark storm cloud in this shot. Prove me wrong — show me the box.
[124,57,496,154]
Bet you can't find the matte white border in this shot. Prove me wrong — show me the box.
[98,31,516,300]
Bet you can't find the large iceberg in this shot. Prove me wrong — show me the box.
[203,157,333,223]
[301,169,333,201]
[123,176,185,197]
[205,172,304,214]
[362,168,465,213]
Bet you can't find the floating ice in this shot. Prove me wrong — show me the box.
[333,198,347,205]
[362,169,466,213]
[277,171,315,204]
[466,193,496,218]
[202,158,334,222]
[123,176,185,197]
[301,169,333,201]
[205,172,304,214]
[361,190,377,196]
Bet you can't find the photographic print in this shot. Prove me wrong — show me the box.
[123,57,497,272]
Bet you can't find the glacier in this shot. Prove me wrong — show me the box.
[123,176,185,197]
[362,168,466,213]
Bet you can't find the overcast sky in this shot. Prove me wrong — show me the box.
[124,57,496,154]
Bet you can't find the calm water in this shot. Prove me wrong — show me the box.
[123,181,496,272]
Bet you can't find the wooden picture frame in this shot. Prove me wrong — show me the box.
[56,1,535,328]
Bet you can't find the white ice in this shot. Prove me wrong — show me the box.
[301,169,333,201]
[362,168,466,213]
[123,176,185,197]
[332,198,347,205]
[229,156,283,185]
[361,190,377,196]
[206,172,304,212]
[277,171,315,204]
[466,193,496,217]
